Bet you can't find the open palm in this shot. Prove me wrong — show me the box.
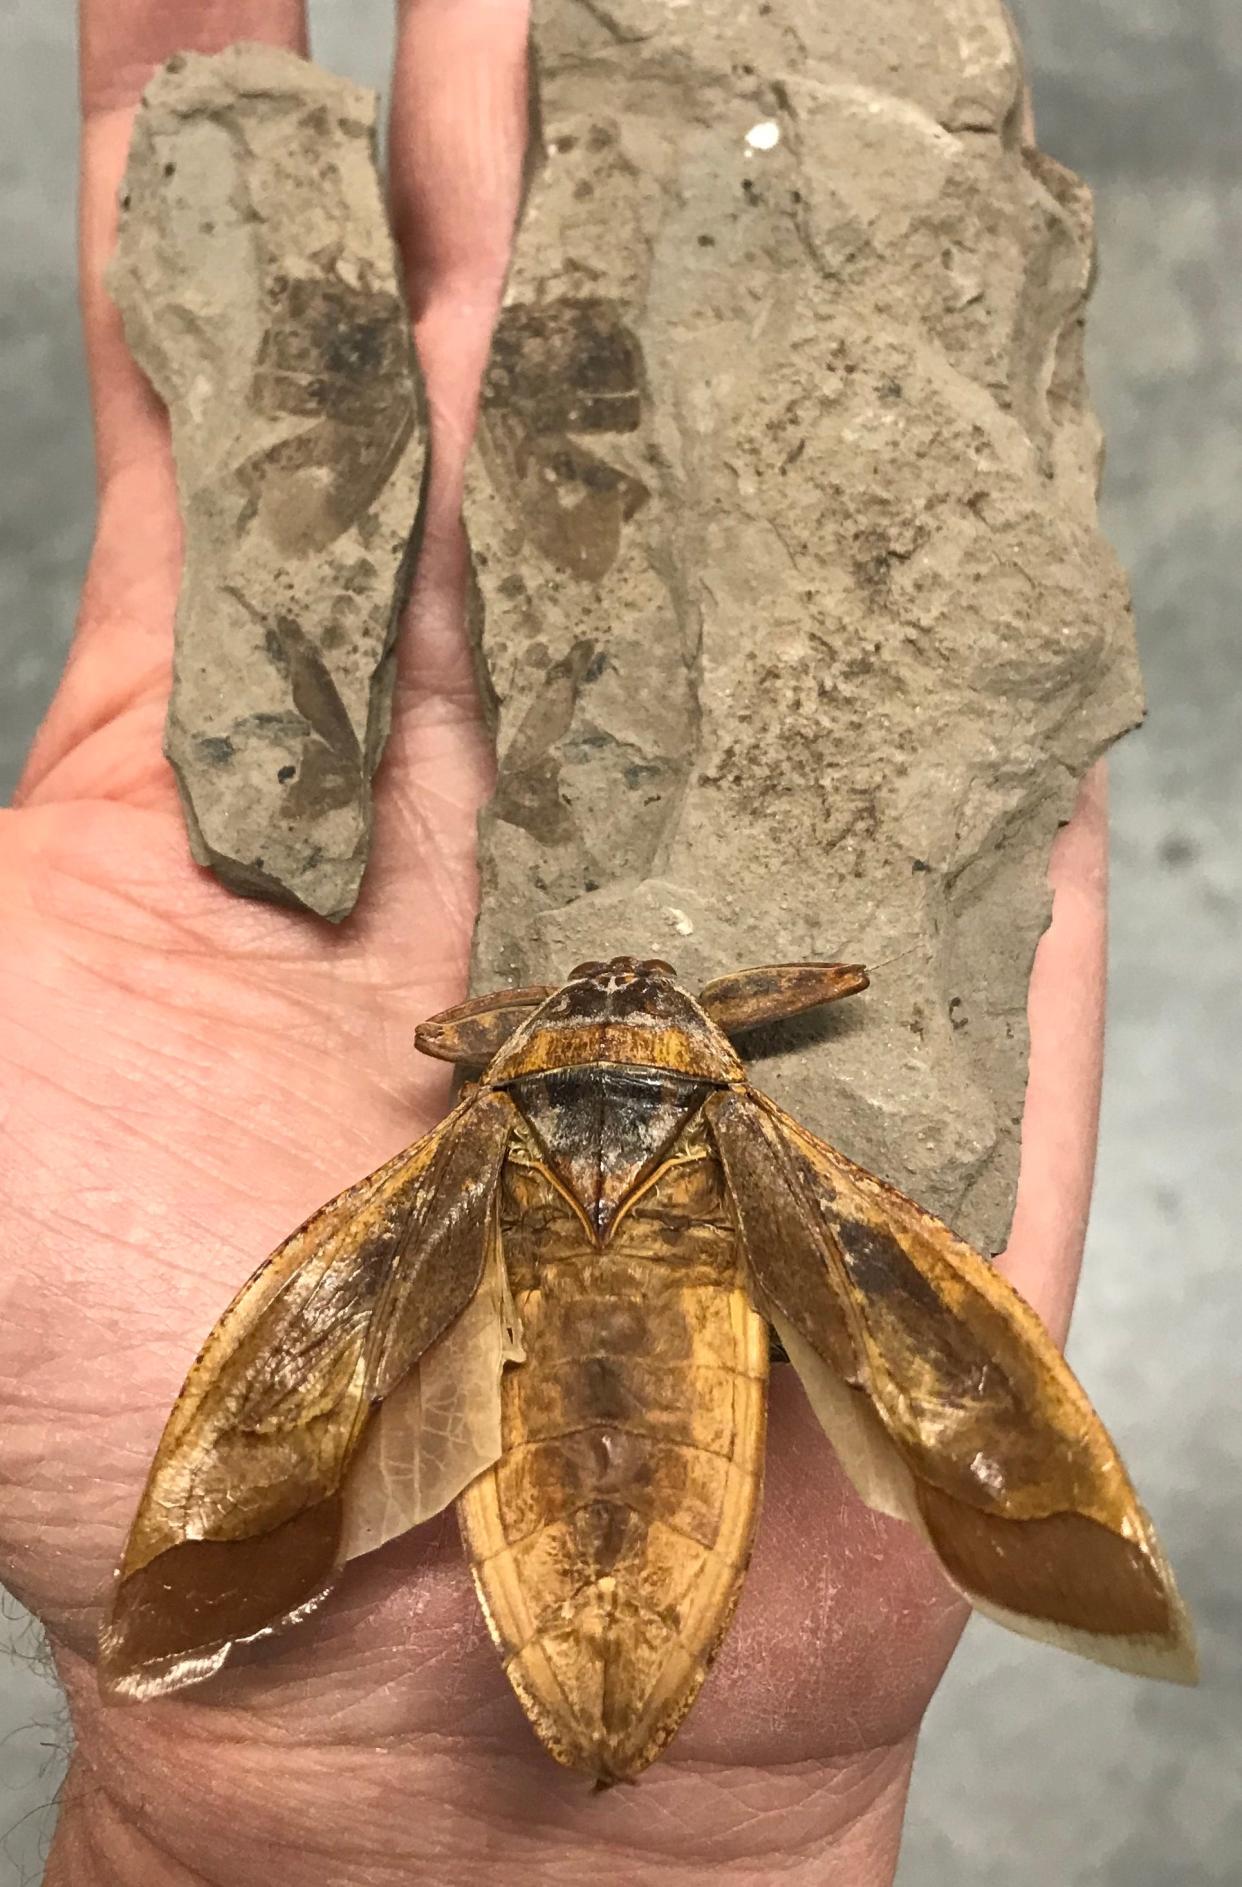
[0,6,1109,1883]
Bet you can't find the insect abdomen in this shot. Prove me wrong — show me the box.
[457,1149,768,1781]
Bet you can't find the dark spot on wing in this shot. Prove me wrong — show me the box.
[832,1217,944,1316]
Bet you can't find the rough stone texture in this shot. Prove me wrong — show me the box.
[109,45,424,922]
[467,0,1144,1251]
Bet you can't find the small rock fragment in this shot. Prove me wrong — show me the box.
[109,45,425,921]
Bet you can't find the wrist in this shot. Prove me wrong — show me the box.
[49,1648,912,1887]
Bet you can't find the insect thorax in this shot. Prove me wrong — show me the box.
[499,1062,719,1244]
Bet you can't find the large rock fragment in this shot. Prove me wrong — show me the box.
[467,0,1144,1250]
[110,45,424,922]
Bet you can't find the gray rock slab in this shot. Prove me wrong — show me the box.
[109,44,425,922]
[467,0,1144,1251]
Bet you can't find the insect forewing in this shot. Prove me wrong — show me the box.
[100,1089,516,1700]
[707,1088,1197,1684]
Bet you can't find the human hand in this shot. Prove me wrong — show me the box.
[0,4,1108,1882]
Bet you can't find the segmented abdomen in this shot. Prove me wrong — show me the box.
[457,1146,768,1781]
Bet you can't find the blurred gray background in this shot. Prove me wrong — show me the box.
[1,2,1237,1881]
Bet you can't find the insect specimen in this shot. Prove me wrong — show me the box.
[100,957,1195,1780]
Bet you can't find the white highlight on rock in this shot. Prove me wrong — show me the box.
[744,120,781,152]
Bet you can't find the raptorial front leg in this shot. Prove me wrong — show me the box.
[697,962,869,1036]
[415,985,555,1066]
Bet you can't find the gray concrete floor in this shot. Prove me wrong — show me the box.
[0,3,1237,1882]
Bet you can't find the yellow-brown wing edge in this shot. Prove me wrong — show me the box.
[99,1089,518,1701]
[707,1087,1197,1685]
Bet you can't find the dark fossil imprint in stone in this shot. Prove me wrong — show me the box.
[239,274,419,556]
[479,297,650,580]
[100,959,1195,1782]
[265,615,364,820]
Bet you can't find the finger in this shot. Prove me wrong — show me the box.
[80,3,310,485]
[17,6,313,802]
[997,763,1109,1342]
[391,0,532,482]
[986,59,1101,1344]
[385,0,532,704]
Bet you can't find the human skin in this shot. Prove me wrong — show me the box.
[0,3,1109,1882]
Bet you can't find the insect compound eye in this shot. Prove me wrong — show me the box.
[568,959,608,980]
[638,958,675,979]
